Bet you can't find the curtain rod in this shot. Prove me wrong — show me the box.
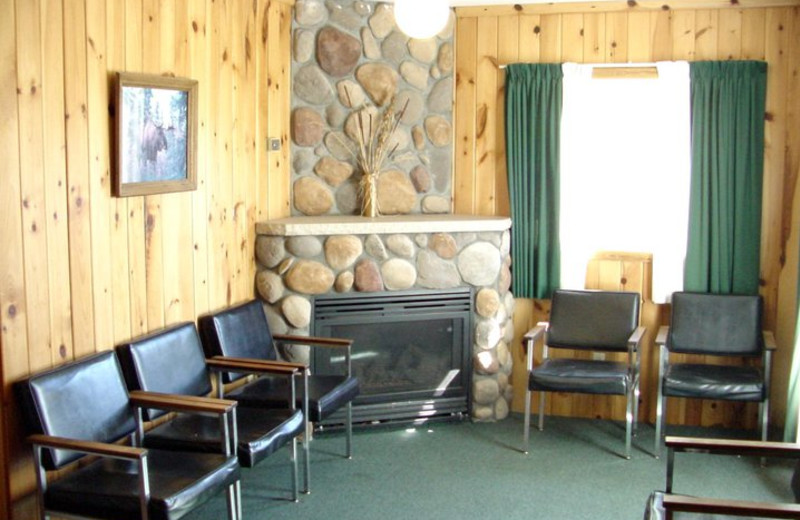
[496,61,660,78]
[496,61,660,69]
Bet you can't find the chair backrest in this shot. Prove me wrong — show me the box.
[198,300,278,384]
[668,292,763,356]
[116,322,212,419]
[15,351,136,470]
[547,289,640,352]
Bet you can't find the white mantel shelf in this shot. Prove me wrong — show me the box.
[256,214,512,237]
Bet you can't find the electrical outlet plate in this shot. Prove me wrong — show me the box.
[269,138,281,151]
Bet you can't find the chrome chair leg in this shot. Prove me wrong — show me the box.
[625,387,633,459]
[523,387,532,454]
[655,385,665,458]
[290,438,299,502]
[346,401,353,459]
[537,391,545,431]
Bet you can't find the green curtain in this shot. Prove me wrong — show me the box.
[505,64,562,299]
[684,61,767,295]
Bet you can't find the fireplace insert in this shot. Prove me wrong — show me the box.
[311,288,473,426]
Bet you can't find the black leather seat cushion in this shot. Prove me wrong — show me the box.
[664,363,764,401]
[144,407,304,467]
[529,358,629,395]
[229,375,360,422]
[44,448,239,520]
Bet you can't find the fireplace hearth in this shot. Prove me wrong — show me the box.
[311,288,473,425]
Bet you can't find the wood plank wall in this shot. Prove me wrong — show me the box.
[0,0,292,515]
[453,2,800,434]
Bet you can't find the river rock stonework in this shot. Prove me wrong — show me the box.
[291,0,454,216]
[255,222,514,422]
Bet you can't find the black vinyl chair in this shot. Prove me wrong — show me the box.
[654,292,775,458]
[15,350,241,520]
[523,289,645,459]
[199,299,360,493]
[116,322,306,504]
[644,436,800,519]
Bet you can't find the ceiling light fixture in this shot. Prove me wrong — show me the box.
[393,0,450,40]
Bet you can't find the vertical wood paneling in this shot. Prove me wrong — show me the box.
[86,0,114,350]
[108,0,132,344]
[695,10,720,59]
[495,15,518,218]
[125,0,148,337]
[64,0,95,359]
[453,3,800,433]
[627,12,652,62]
[518,14,541,62]
[718,9,743,59]
[741,8,767,59]
[562,14,584,62]
[143,0,166,330]
[0,0,292,513]
[16,0,52,373]
[762,8,790,335]
[453,17,477,213]
[475,17,498,216]
[267,1,292,220]
[539,14,562,62]
[671,10,696,60]
[606,12,628,62]
[583,13,606,62]
[42,0,73,363]
[190,0,210,317]
[2,0,29,508]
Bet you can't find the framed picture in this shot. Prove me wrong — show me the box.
[115,72,198,196]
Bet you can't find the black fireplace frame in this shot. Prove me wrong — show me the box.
[311,287,474,426]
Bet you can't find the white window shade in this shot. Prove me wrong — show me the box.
[559,61,691,303]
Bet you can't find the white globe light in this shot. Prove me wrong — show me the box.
[393,0,450,40]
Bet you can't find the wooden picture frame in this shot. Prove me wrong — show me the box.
[115,72,198,196]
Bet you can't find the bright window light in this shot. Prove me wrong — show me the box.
[559,62,691,303]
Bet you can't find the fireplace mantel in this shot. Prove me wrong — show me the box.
[256,214,512,237]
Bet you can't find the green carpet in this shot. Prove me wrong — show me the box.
[190,415,795,519]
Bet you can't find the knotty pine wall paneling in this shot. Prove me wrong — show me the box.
[0,0,293,516]
[454,1,800,436]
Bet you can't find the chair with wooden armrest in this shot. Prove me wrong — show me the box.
[198,299,360,494]
[644,436,800,519]
[654,292,774,458]
[116,322,306,504]
[523,289,645,459]
[15,350,241,520]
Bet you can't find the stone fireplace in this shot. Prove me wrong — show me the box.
[254,215,514,422]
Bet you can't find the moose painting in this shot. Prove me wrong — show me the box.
[116,73,197,196]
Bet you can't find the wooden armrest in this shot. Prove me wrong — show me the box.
[628,326,646,348]
[666,436,800,458]
[663,494,800,518]
[272,334,353,348]
[764,331,777,350]
[523,323,547,342]
[129,390,236,415]
[28,433,146,461]
[206,356,304,375]
[655,325,669,346]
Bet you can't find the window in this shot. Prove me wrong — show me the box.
[558,62,691,303]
